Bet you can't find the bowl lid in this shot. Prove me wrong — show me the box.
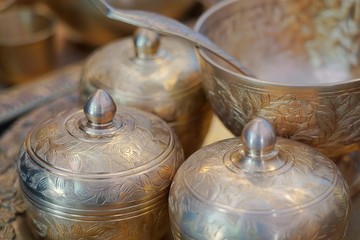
[179,117,342,212]
[81,28,200,98]
[26,90,175,175]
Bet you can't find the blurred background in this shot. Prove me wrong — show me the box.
[0,0,223,132]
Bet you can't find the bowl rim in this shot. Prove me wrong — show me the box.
[0,7,56,46]
[194,0,360,89]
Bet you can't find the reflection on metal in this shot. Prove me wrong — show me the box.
[195,0,360,160]
[18,90,184,239]
[80,29,212,157]
[169,117,351,240]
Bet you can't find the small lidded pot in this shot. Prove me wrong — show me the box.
[18,90,184,239]
[80,28,212,157]
[169,117,350,240]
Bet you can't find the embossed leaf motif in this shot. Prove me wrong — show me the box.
[70,223,118,240]
[286,219,321,239]
[45,218,119,240]
[149,164,175,188]
[237,89,269,120]
[116,182,135,202]
[205,76,236,128]
[217,83,360,157]
[135,174,159,194]
[157,165,173,180]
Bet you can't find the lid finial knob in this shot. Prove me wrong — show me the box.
[241,117,276,157]
[133,28,160,59]
[235,117,283,172]
[84,89,117,125]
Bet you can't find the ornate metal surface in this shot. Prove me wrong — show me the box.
[195,0,360,160]
[80,28,212,157]
[18,90,184,239]
[169,118,350,240]
[0,92,360,239]
[204,75,360,159]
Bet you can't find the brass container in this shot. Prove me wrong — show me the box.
[17,90,184,239]
[0,7,56,85]
[194,0,360,160]
[169,117,351,239]
[80,29,212,157]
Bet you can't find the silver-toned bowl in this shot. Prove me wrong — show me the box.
[195,0,360,160]
[17,90,184,239]
[169,117,351,239]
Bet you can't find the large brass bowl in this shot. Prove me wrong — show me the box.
[195,0,360,160]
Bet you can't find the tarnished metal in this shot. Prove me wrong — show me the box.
[169,117,351,240]
[80,29,212,157]
[17,90,184,239]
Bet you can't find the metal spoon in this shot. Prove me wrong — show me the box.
[90,0,255,78]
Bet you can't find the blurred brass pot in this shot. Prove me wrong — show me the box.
[195,0,360,160]
[41,0,195,46]
[80,29,212,157]
[0,7,56,85]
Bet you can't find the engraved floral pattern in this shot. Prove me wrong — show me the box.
[198,0,360,159]
[9,93,184,239]
[25,199,169,240]
[169,138,350,239]
[17,107,184,238]
[274,100,315,138]
[203,72,360,159]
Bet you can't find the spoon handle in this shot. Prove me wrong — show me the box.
[91,0,255,77]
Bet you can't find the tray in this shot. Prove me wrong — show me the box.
[0,65,359,239]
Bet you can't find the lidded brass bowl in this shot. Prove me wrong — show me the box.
[169,117,350,239]
[17,90,184,239]
[80,29,212,157]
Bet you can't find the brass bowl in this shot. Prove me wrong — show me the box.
[195,0,360,160]
[42,0,195,46]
